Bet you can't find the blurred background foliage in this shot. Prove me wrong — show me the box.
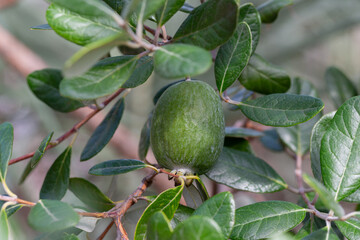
[1,0,360,238]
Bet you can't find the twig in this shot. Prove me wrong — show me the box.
[0,195,35,207]
[97,221,114,240]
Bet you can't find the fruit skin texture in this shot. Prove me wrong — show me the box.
[151,80,225,175]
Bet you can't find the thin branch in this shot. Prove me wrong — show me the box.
[97,221,115,240]
[0,195,35,207]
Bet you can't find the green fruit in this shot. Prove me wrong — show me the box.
[151,80,225,175]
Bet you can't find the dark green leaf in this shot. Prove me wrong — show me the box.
[173,0,238,50]
[224,137,253,153]
[138,112,152,160]
[302,227,339,240]
[336,218,360,240]
[0,201,22,217]
[28,200,79,232]
[303,174,344,217]
[0,122,13,181]
[225,126,263,138]
[239,3,261,54]
[130,0,166,23]
[63,234,80,240]
[153,80,185,105]
[239,54,291,94]
[310,112,335,181]
[35,227,82,240]
[81,98,125,161]
[63,33,130,78]
[0,209,9,240]
[31,24,52,30]
[20,132,54,184]
[230,201,306,240]
[146,211,173,240]
[155,0,185,26]
[170,205,194,228]
[40,147,72,200]
[239,93,324,127]
[182,184,203,209]
[89,159,146,175]
[102,0,125,14]
[27,69,84,112]
[193,192,235,238]
[206,147,287,192]
[122,56,154,88]
[321,96,360,201]
[260,129,284,151]
[69,178,114,212]
[171,216,224,240]
[288,77,318,97]
[46,4,122,46]
[135,185,183,240]
[154,44,212,79]
[194,178,210,201]
[215,22,252,92]
[257,0,293,24]
[61,56,137,100]
[325,66,358,108]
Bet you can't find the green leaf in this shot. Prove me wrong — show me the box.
[69,178,114,212]
[173,0,238,50]
[63,234,80,240]
[239,3,261,54]
[171,216,224,240]
[135,185,183,240]
[325,66,358,108]
[182,184,203,209]
[321,96,360,201]
[0,209,9,240]
[28,199,79,232]
[224,137,253,153]
[146,211,173,240]
[303,174,344,217]
[336,218,360,240]
[239,54,291,94]
[20,132,54,184]
[122,56,154,88]
[0,201,22,217]
[215,22,252,92]
[0,122,13,181]
[310,112,335,181]
[225,126,263,138]
[153,80,185,105]
[27,69,84,112]
[63,33,130,78]
[260,129,284,151]
[39,147,72,200]
[230,201,306,240]
[301,227,339,240]
[155,0,185,26]
[31,23,52,30]
[206,147,287,192]
[154,44,212,79]
[89,159,146,175]
[170,205,193,228]
[179,3,193,13]
[81,98,125,161]
[239,93,324,127]
[35,228,82,240]
[257,0,293,24]
[46,4,122,46]
[130,0,166,23]
[61,56,137,100]
[193,192,235,238]
[138,112,152,160]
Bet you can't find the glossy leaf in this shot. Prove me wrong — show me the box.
[81,98,124,161]
[225,126,263,138]
[28,200,79,232]
[20,132,54,184]
[146,211,173,240]
[0,209,9,240]
[257,0,293,24]
[173,0,238,50]
[135,185,183,240]
[182,184,203,209]
[239,3,261,54]
[224,137,253,153]
[193,192,235,238]
[75,211,98,232]
[0,122,13,181]
[239,54,291,94]
[302,227,339,240]
[63,234,80,240]
[310,112,335,181]
[206,147,287,192]
[231,201,306,240]
[303,174,344,217]
[154,44,212,79]
[171,216,224,240]
[239,93,324,127]
[69,178,114,212]
[336,218,360,240]
[27,69,84,112]
[122,56,154,88]
[153,80,185,104]
[138,112,152,160]
[215,22,252,93]
[325,66,358,108]
[39,147,72,200]
[170,205,194,228]
[89,159,146,176]
[155,0,185,26]
[63,33,130,78]
[132,0,166,23]
[194,178,210,201]
[321,96,360,201]
[61,56,137,100]
[0,201,22,217]
[35,228,82,240]
[46,4,122,46]
[260,129,284,151]
[31,24,52,30]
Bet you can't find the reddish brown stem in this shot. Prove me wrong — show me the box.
[97,221,115,240]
